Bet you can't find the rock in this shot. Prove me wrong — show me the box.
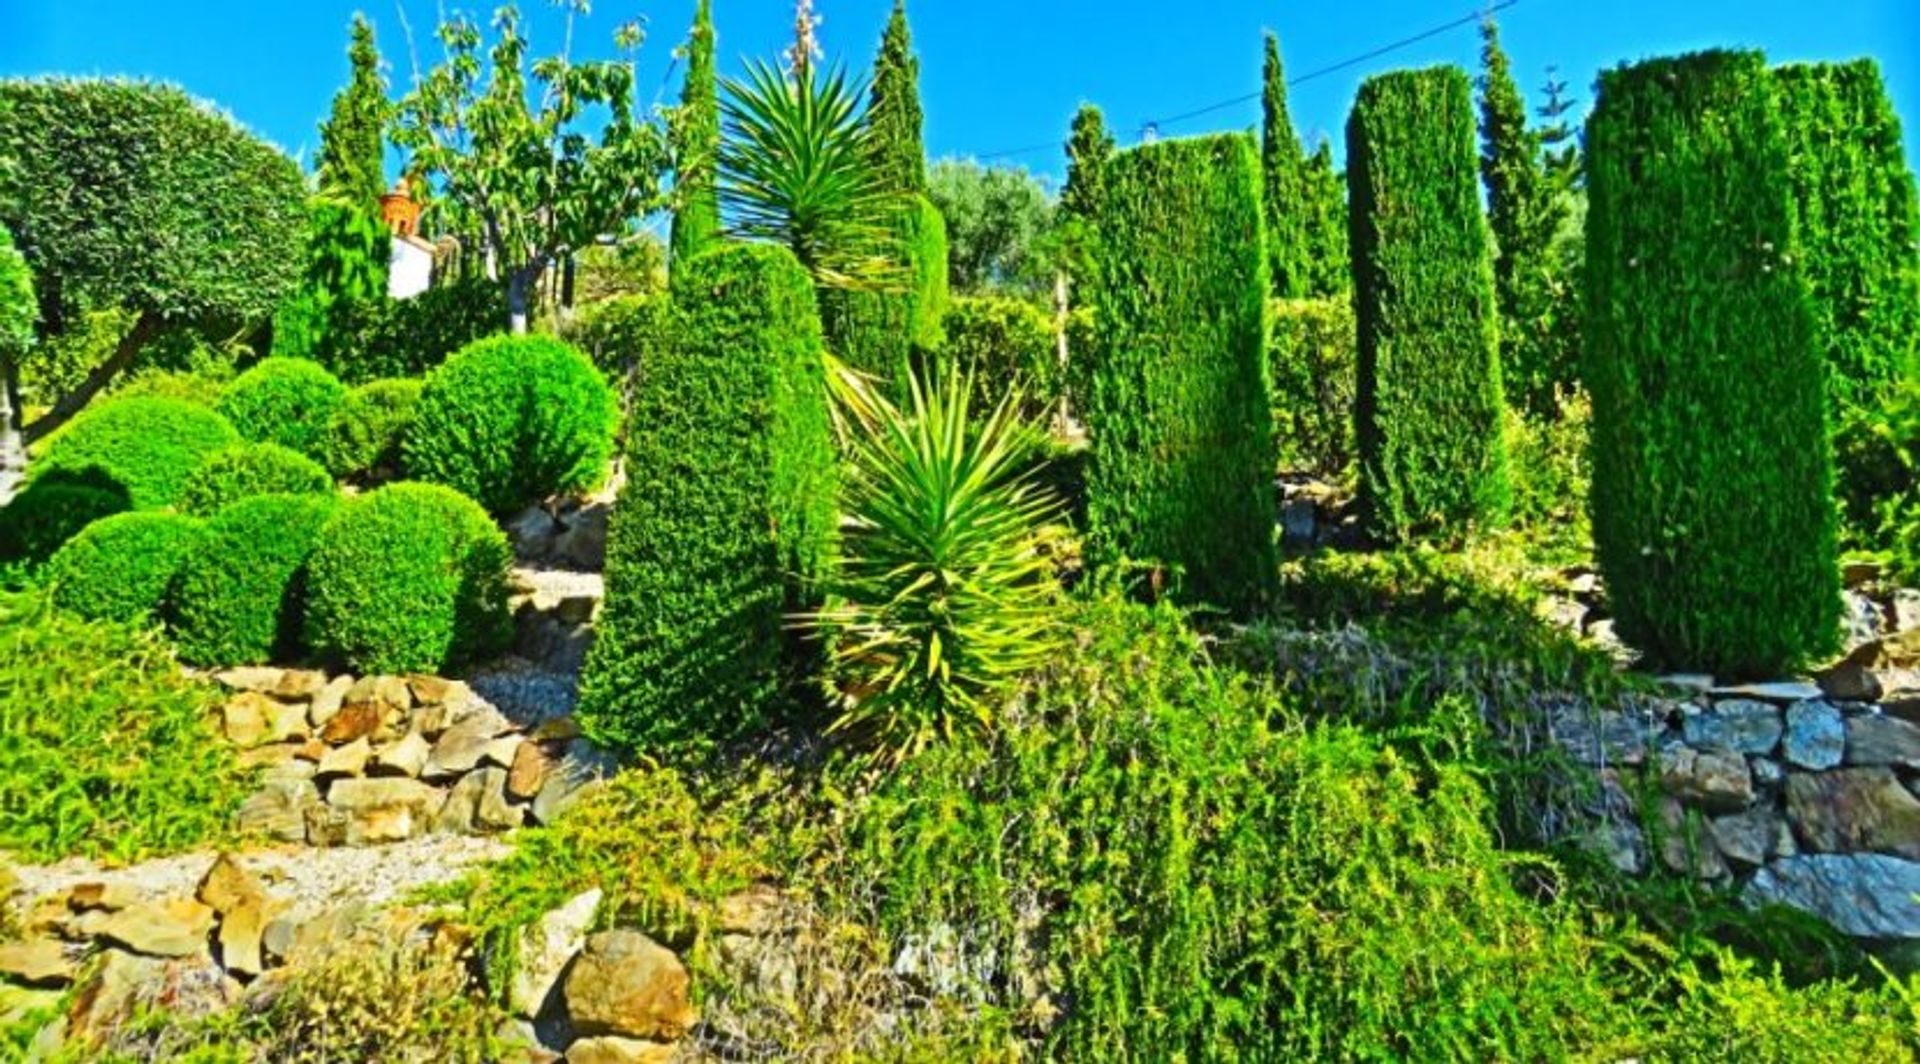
[716,885,798,935]
[473,768,523,831]
[1745,854,1920,938]
[1845,714,1920,768]
[553,504,611,571]
[481,735,525,770]
[555,594,599,627]
[1750,756,1786,789]
[195,854,263,916]
[0,940,75,987]
[317,736,374,780]
[97,899,215,957]
[407,674,465,706]
[236,741,309,772]
[508,741,551,800]
[566,1036,676,1064]
[66,882,141,913]
[327,778,445,846]
[1841,590,1885,654]
[508,888,601,1019]
[507,506,561,560]
[309,675,355,728]
[1682,699,1783,755]
[531,741,616,825]
[64,950,165,1046]
[562,930,695,1040]
[347,675,414,712]
[1818,661,1883,703]
[1658,745,1753,812]
[304,802,350,846]
[1586,619,1632,661]
[1708,680,1825,704]
[714,932,803,1004]
[270,669,328,701]
[216,896,271,978]
[1782,700,1847,770]
[1656,800,1730,880]
[1538,597,1588,633]
[1786,768,1920,859]
[1656,674,1716,695]
[214,666,286,693]
[1709,808,1781,868]
[222,692,276,747]
[263,699,310,744]
[433,772,485,834]
[1843,559,1885,588]
[424,708,515,780]
[320,701,384,745]
[371,732,433,778]
[1896,589,1920,634]
[236,780,319,843]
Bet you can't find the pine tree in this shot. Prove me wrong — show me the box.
[1062,105,1115,225]
[1477,18,1567,417]
[867,1,925,196]
[1537,66,1581,191]
[1261,32,1311,298]
[316,14,388,207]
[670,0,720,263]
[1301,139,1349,297]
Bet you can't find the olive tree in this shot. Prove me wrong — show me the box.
[392,3,671,333]
[0,79,307,445]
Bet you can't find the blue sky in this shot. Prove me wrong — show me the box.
[4,0,1916,190]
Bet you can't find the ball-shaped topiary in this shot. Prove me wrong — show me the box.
[0,472,131,573]
[402,335,618,514]
[305,482,512,674]
[29,396,238,511]
[214,357,348,457]
[169,493,339,666]
[47,511,204,623]
[177,443,334,517]
[315,378,423,480]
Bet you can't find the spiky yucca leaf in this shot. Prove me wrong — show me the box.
[806,365,1063,761]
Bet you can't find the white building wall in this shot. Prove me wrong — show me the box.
[388,239,435,301]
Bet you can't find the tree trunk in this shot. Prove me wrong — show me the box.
[506,261,545,336]
[1053,271,1072,435]
[23,310,161,447]
[0,355,25,505]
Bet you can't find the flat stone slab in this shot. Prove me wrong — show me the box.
[1709,681,1824,704]
[1744,854,1920,938]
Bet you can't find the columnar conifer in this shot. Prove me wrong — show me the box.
[670,0,721,263]
[1261,33,1311,298]
[316,15,388,207]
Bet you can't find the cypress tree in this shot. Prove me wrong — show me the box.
[1348,66,1509,543]
[1478,17,1568,417]
[867,1,925,196]
[670,0,720,263]
[316,14,388,206]
[1302,139,1349,297]
[1585,49,1837,676]
[1537,65,1581,192]
[1261,33,1311,298]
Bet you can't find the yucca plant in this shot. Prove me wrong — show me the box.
[718,58,900,287]
[806,363,1064,761]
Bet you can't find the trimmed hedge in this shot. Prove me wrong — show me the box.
[579,244,838,754]
[0,472,131,574]
[1347,66,1509,543]
[1585,50,1839,676]
[303,278,508,385]
[169,493,340,666]
[819,195,951,385]
[939,294,1059,421]
[30,395,238,510]
[402,334,618,515]
[316,378,423,480]
[47,511,204,623]
[304,482,512,675]
[215,357,348,458]
[1083,134,1277,612]
[1270,297,1357,479]
[178,442,333,516]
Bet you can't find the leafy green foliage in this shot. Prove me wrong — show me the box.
[31,395,238,510]
[926,158,1056,296]
[170,493,339,667]
[1585,50,1839,676]
[939,294,1059,421]
[0,471,129,576]
[1300,140,1351,297]
[304,482,511,675]
[806,366,1060,760]
[0,223,31,353]
[315,378,423,481]
[866,2,926,197]
[310,277,506,384]
[819,194,950,384]
[315,14,390,207]
[1505,392,1594,560]
[1261,32,1312,298]
[46,511,203,624]
[178,442,333,517]
[271,196,390,366]
[580,244,837,756]
[1268,296,1356,479]
[214,357,349,458]
[402,333,617,514]
[1349,66,1510,543]
[565,292,669,401]
[0,592,248,862]
[669,0,720,262]
[1083,134,1277,612]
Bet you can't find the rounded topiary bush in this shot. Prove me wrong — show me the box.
[316,378,423,480]
[177,443,333,517]
[403,335,618,514]
[305,482,512,674]
[30,396,238,511]
[0,472,132,574]
[47,511,204,623]
[215,357,348,457]
[169,493,340,666]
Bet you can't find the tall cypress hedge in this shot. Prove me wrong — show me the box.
[1084,134,1276,613]
[818,195,949,384]
[577,244,838,755]
[1586,50,1838,676]
[1347,66,1509,543]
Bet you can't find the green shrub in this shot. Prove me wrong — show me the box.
[1083,133,1277,612]
[938,294,1059,422]
[819,195,951,387]
[1268,296,1357,479]
[177,442,333,516]
[567,292,670,385]
[0,592,248,862]
[304,482,512,675]
[47,511,204,624]
[306,278,507,384]
[112,366,232,408]
[214,357,348,457]
[169,493,339,666]
[579,244,838,755]
[0,470,130,574]
[1348,66,1509,543]
[29,395,238,510]
[1506,391,1593,559]
[908,195,951,354]
[1585,50,1839,676]
[315,378,423,480]
[402,334,618,514]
